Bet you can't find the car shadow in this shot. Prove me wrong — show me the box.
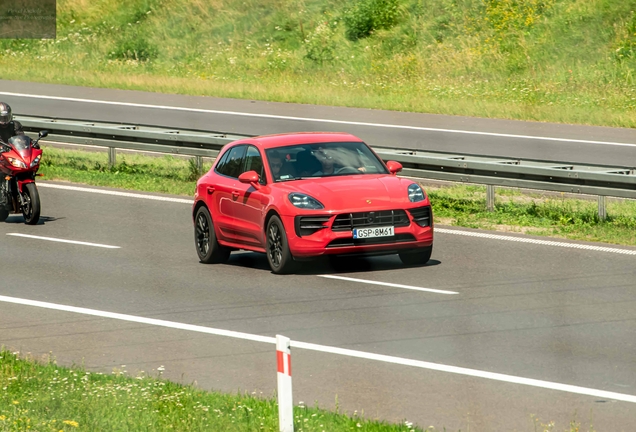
[225,251,441,275]
[4,215,64,225]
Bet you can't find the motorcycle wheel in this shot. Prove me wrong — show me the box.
[21,183,40,225]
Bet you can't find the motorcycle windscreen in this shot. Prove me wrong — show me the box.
[8,135,32,158]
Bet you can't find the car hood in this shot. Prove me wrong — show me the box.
[274,175,416,211]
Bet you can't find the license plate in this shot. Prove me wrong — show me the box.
[353,226,394,239]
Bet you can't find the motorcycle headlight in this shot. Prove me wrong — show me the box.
[288,193,324,210]
[30,155,41,168]
[8,158,27,169]
[408,183,425,202]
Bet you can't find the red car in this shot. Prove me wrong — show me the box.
[193,132,433,274]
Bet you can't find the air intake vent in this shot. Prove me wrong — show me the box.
[332,210,410,231]
[295,216,331,237]
[409,206,431,227]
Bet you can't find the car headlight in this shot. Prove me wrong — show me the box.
[30,155,41,168]
[289,193,324,209]
[408,183,425,202]
[8,158,27,169]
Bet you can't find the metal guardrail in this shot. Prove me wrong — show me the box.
[17,115,636,219]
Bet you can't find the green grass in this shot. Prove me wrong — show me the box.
[1,0,636,127]
[39,146,212,196]
[39,145,636,247]
[429,185,636,245]
[0,349,423,432]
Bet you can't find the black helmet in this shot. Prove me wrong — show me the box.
[0,102,11,126]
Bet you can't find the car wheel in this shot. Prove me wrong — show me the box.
[399,245,433,266]
[266,215,296,274]
[195,206,230,264]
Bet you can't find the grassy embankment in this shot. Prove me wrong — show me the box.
[40,145,636,246]
[0,349,426,432]
[1,0,636,127]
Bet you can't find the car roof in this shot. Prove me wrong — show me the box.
[229,132,364,150]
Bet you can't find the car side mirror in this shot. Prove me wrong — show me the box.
[386,160,403,175]
[238,170,260,185]
[39,130,49,139]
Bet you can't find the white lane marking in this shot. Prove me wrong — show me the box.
[0,295,274,344]
[38,183,194,204]
[0,294,634,404]
[319,274,458,295]
[436,228,636,256]
[6,233,120,249]
[290,340,636,403]
[5,91,635,148]
[38,183,636,256]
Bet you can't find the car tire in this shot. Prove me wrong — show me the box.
[399,245,433,266]
[194,206,230,264]
[266,215,296,274]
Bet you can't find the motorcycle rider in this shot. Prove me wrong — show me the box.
[0,102,24,144]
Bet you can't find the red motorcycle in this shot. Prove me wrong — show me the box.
[0,130,48,224]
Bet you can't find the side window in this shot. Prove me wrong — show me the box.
[243,145,266,184]
[213,149,230,174]
[215,145,246,178]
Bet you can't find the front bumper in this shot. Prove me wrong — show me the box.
[282,207,434,258]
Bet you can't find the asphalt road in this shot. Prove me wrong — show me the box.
[2,79,636,167]
[1,183,635,431]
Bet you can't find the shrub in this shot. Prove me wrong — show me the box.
[344,0,400,41]
[304,22,337,63]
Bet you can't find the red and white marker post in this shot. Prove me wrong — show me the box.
[276,334,294,432]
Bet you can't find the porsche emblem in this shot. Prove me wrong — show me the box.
[366,199,372,204]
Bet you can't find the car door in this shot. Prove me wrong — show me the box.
[231,145,269,248]
[211,144,246,243]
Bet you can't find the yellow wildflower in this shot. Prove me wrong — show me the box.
[11,401,19,405]
[62,420,79,427]
[0,415,6,420]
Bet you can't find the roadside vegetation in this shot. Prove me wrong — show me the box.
[39,145,636,247]
[0,349,424,432]
[1,0,636,127]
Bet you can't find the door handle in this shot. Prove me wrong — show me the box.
[207,186,215,194]
[232,191,240,200]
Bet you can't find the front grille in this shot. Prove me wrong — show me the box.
[327,233,416,248]
[295,216,331,237]
[331,210,410,231]
[409,206,431,227]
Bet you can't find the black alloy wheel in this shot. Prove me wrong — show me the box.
[194,206,230,264]
[266,215,296,274]
[21,183,40,225]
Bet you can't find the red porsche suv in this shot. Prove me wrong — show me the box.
[193,132,433,274]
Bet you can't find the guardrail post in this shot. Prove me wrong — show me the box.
[598,195,607,221]
[276,334,294,432]
[108,147,116,168]
[195,156,203,176]
[486,185,496,212]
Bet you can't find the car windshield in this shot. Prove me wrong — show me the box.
[266,141,388,182]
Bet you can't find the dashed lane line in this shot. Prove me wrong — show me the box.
[38,183,636,256]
